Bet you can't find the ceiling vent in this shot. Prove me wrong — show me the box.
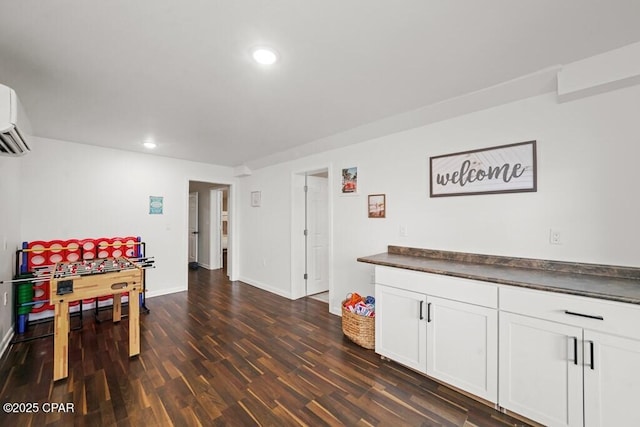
[0,84,31,156]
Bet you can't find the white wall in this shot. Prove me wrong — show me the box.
[19,137,236,297]
[238,84,640,315]
[0,156,22,353]
[238,166,295,298]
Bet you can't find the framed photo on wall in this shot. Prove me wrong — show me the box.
[341,166,358,195]
[251,191,261,207]
[149,196,164,214]
[368,194,386,218]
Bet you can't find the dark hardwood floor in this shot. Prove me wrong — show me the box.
[0,267,533,426]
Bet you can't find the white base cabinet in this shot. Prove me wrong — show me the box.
[499,312,583,427]
[374,266,498,403]
[500,286,640,427]
[375,285,427,373]
[427,296,497,402]
[373,265,640,427]
[583,330,640,427]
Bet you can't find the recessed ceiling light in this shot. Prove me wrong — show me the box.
[143,140,156,149]
[252,47,278,65]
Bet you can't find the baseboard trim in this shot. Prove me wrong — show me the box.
[145,286,187,299]
[238,276,292,299]
[0,327,14,359]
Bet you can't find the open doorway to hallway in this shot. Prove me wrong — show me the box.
[188,181,231,287]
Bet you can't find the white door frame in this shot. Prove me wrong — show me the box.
[186,180,237,282]
[290,164,333,309]
[188,191,199,264]
[209,188,223,270]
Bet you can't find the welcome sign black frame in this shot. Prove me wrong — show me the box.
[429,140,537,197]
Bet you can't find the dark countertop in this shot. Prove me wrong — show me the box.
[357,246,640,305]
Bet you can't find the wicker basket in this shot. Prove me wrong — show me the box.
[341,302,375,350]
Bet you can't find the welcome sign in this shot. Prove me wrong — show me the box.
[430,141,537,197]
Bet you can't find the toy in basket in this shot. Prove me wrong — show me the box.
[341,293,375,349]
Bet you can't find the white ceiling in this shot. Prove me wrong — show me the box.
[2,1,640,169]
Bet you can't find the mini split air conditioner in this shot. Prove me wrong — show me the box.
[0,83,31,156]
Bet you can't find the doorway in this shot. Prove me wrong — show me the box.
[188,181,232,282]
[291,167,332,304]
[188,192,199,266]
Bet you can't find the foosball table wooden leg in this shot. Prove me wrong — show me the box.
[113,293,122,323]
[53,300,70,381]
[129,287,140,357]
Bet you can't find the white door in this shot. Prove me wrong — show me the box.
[291,173,306,298]
[499,312,583,427]
[188,192,198,264]
[426,296,498,403]
[583,330,640,427]
[375,284,427,373]
[209,189,223,270]
[306,175,328,295]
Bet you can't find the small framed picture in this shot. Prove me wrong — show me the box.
[368,194,386,218]
[251,191,261,207]
[149,196,164,215]
[341,166,358,195]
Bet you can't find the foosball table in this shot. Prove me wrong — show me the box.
[0,237,155,381]
[41,258,150,381]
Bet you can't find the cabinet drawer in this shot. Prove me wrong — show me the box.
[375,266,497,308]
[500,286,640,340]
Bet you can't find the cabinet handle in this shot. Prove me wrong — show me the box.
[564,310,604,321]
[427,302,432,323]
[419,301,424,320]
[572,336,578,365]
[589,341,595,370]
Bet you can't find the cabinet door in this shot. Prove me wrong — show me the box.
[426,296,498,403]
[583,330,640,427]
[375,284,427,373]
[499,313,583,427]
